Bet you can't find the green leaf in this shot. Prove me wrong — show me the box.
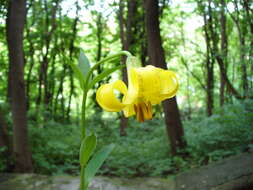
[68,62,85,89]
[78,50,91,78]
[85,144,115,183]
[88,64,125,89]
[79,134,97,166]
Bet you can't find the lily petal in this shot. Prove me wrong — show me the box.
[159,70,179,99]
[96,80,127,112]
[135,65,161,97]
[133,65,178,105]
[123,68,139,105]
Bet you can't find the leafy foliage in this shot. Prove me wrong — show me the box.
[11,100,251,176]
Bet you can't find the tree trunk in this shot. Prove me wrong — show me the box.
[227,0,249,98]
[118,0,128,136]
[118,0,137,136]
[144,0,186,155]
[6,0,33,172]
[242,0,253,90]
[66,5,79,121]
[219,0,227,106]
[203,2,214,116]
[233,0,248,96]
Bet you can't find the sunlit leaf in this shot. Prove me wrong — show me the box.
[78,50,91,78]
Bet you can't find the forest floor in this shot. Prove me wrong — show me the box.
[1,151,253,190]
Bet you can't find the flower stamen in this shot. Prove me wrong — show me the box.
[134,101,152,122]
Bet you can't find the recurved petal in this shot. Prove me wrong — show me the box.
[159,70,179,98]
[96,80,127,112]
[123,67,139,105]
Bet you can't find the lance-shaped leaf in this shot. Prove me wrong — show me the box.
[79,133,97,166]
[69,62,85,89]
[85,144,115,184]
[78,50,91,78]
[88,65,125,89]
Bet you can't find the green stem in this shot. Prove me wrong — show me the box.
[81,89,88,139]
[80,89,88,190]
[80,165,85,190]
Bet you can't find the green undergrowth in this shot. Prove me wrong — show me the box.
[1,100,253,177]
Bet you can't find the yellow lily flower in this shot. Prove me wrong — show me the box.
[96,61,178,122]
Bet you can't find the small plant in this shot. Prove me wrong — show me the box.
[69,50,178,189]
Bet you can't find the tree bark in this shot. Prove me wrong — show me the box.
[219,0,227,106]
[203,1,215,116]
[118,0,128,136]
[6,0,33,172]
[144,0,186,155]
[118,0,137,136]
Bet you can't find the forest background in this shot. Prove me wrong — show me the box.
[0,0,252,178]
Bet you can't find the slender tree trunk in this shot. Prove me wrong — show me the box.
[66,6,79,121]
[48,50,57,116]
[144,0,186,155]
[6,0,33,172]
[43,0,59,106]
[36,0,59,108]
[54,63,66,120]
[203,4,214,116]
[219,0,227,106]
[140,11,148,66]
[119,0,128,136]
[207,1,243,100]
[242,0,253,89]
[118,0,137,136]
[228,0,249,97]
[233,0,248,96]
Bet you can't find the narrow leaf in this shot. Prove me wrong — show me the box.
[85,144,115,183]
[79,134,97,166]
[88,65,125,89]
[78,50,91,77]
[68,62,85,89]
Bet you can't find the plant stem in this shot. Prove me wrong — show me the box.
[80,165,85,190]
[80,89,88,190]
[81,89,88,139]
